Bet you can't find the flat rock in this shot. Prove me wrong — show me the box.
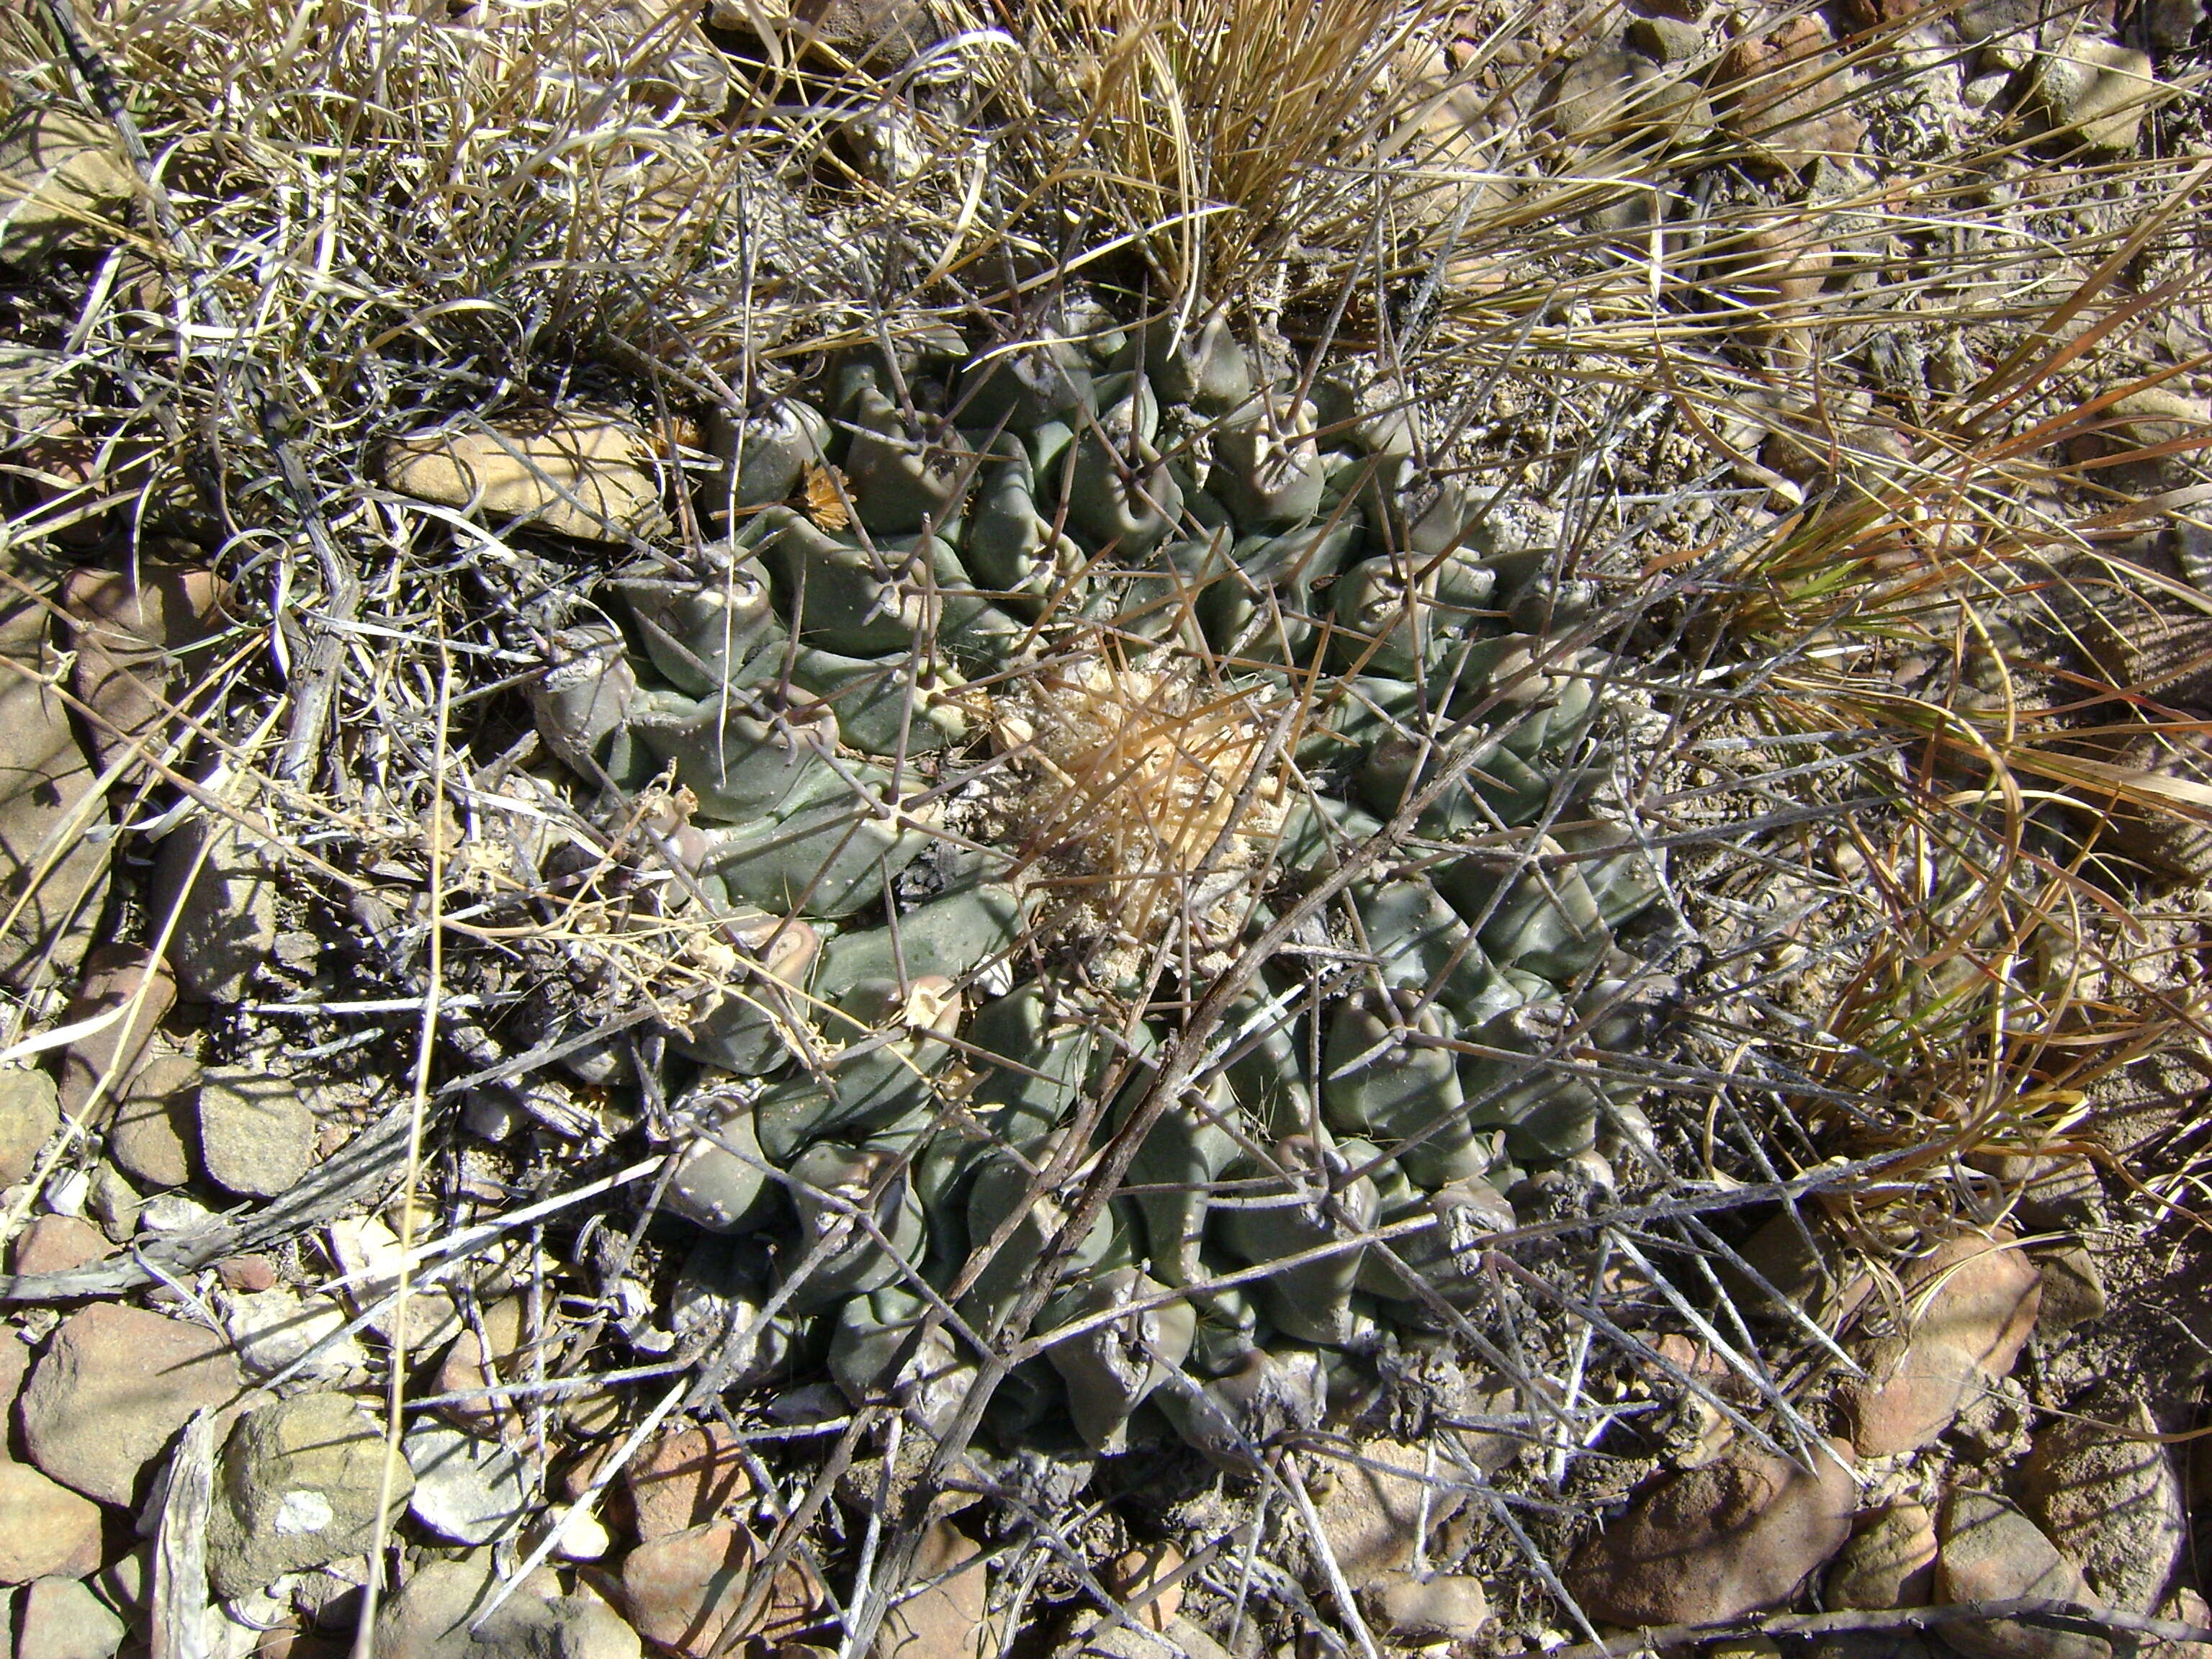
[1826,1500,1936,1609]
[197,1065,315,1197]
[0,1459,105,1581]
[0,598,107,989]
[382,414,662,543]
[17,1574,128,1659]
[403,1422,531,1545]
[1066,1618,1233,1659]
[374,1551,637,1659]
[433,1296,528,1436]
[207,1391,410,1598]
[220,1285,364,1380]
[877,1520,985,1659]
[2033,1246,2107,1335]
[2030,41,2161,152]
[2021,1403,2184,1613]
[151,817,282,1004]
[1937,1489,2109,1659]
[1310,1438,1470,1589]
[56,566,224,775]
[84,1164,140,1241]
[1367,1570,1491,1641]
[1715,15,1866,171]
[106,1049,200,1188]
[1565,1439,1858,1625]
[627,1421,752,1541]
[55,944,175,1119]
[0,105,137,266]
[619,1520,757,1658]
[328,1215,461,1349]
[0,1066,58,1184]
[1848,1226,2041,1457]
[9,1213,114,1276]
[19,1301,244,1505]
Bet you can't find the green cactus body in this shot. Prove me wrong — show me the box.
[785,1141,928,1311]
[525,323,1672,1463]
[1323,990,1487,1190]
[712,397,832,511]
[615,556,783,698]
[1214,1134,1380,1347]
[1042,1267,1197,1452]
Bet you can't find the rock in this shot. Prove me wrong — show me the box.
[0,1460,105,1581]
[382,414,664,543]
[84,1164,139,1241]
[0,1332,27,1407]
[2109,387,2209,444]
[1937,1489,2109,1659]
[0,1067,58,1183]
[1546,40,1713,150]
[54,944,175,1118]
[403,1421,531,1545]
[626,1421,752,1540]
[1848,1227,2041,1457]
[91,1546,148,1627]
[2034,1245,2108,1334]
[1565,1440,1858,1625]
[19,1301,244,1505]
[2029,41,2160,151]
[1310,1439,1469,1589]
[17,1575,128,1659]
[1808,1640,1938,1659]
[328,1215,461,1349]
[1102,1539,1183,1633]
[877,1520,985,1659]
[1715,16,1866,171]
[150,817,283,1004]
[207,1392,410,1598]
[433,1297,529,1435]
[374,1552,638,1659]
[9,1214,113,1275]
[0,586,107,989]
[2021,1404,2184,1612]
[217,1253,279,1292]
[2128,0,2200,51]
[619,1521,759,1658]
[706,0,935,66]
[0,106,137,266]
[1826,1501,1936,1609]
[220,1286,366,1379]
[137,1190,214,1235]
[1068,1619,1233,1659]
[197,1066,315,1197]
[57,566,224,775]
[105,1050,199,1188]
[592,0,732,117]
[541,1503,612,1562]
[1366,1571,1491,1641]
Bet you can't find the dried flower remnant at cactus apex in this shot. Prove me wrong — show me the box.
[989,656,1286,955]
[518,305,1674,1464]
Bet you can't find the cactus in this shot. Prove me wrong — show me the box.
[526,316,1668,1466]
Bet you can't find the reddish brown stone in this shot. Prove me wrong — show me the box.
[626,1421,752,1541]
[9,1213,114,1275]
[1848,1228,2041,1457]
[216,1254,279,1292]
[1716,15,1868,171]
[18,1302,245,1505]
[1566,1440,1858,1625]
[57,565,225,771]
[55,944,175,1118]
